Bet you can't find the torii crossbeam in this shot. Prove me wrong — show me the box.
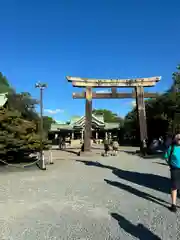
[72,92,159,99]
[67,76,161,153]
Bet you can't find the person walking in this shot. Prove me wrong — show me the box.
[164,134,180,212]
[104,139,110,156]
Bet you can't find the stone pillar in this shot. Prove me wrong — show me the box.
[71,131,74,140]
[84,87,92,151]
[135,86,148,154]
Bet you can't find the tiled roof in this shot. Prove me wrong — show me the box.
[50,120,120,132]
[50,123,73,131]
[70,114,104,124]
[73,114,105,128]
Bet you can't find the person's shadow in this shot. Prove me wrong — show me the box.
[76,160,170,194]
[111,213,161,240]
[112,168,170,194]
[104,179,169,208]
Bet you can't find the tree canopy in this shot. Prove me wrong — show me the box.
[7,92,39,121]
[0,72,13,93]
[92,109,123,124]
[43,116,56,134]
[0,73,52,161]
[122,64,180,144]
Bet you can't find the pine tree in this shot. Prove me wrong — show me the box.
[0,72,50,162]
[0,72,12,93]
[0,108,44,160]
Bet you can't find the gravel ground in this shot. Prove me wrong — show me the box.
[0,147,179,240]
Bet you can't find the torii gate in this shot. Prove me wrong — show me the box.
[67,76,161,152]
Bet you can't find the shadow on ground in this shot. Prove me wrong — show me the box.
[60,148,80,155]
[59,146,102,155]
[153,162,168,166]
[104,179,168,208]
[91,146,103,150]
[76,160,170,193]
[2,156,38,164]
[0,162,39,174]
[111,213,161,240]
[121,150,164,160]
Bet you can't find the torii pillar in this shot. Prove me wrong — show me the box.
[84,87,92,151]
[135,86,148,154]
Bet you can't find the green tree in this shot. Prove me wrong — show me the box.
[0,72,13,93]
[122,64,180,144]
[7,92,54,136]
[92,109,123,124]
[43,116,56,134]
[7,92,39,121]
[0,72,50,161]
[0,108,42,160]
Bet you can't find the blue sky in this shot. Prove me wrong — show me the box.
[0,0,180,121]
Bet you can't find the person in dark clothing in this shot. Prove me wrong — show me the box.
[104,139,110,156]
[81,143,84,152]
[59,136,62,149]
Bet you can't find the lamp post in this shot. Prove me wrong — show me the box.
[35,82,47,170]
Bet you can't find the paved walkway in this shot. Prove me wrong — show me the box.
[0,148,179,239]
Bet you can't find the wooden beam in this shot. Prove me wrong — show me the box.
[71,81,157,88]
[72,92,159,99]
[67,76,161,87]
[66,76,161,83]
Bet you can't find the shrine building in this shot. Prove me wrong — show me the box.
[48,114,120,145]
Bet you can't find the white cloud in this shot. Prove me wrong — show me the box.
[44,109,64,115]
[131,100,136,107]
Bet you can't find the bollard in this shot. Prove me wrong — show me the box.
[49,150,54,164]
[36,151,46,170]
[41,151,46,170]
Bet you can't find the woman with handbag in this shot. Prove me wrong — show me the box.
[164,134,180,212]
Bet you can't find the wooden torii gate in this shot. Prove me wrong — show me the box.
[67,76,161,152]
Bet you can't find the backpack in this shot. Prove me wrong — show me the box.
[168,144,175,166]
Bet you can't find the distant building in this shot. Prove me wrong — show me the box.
[48,114,120,145]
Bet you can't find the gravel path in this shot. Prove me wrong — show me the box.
[0,148,179,239]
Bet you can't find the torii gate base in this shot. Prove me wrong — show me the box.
[67,76,161,154]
